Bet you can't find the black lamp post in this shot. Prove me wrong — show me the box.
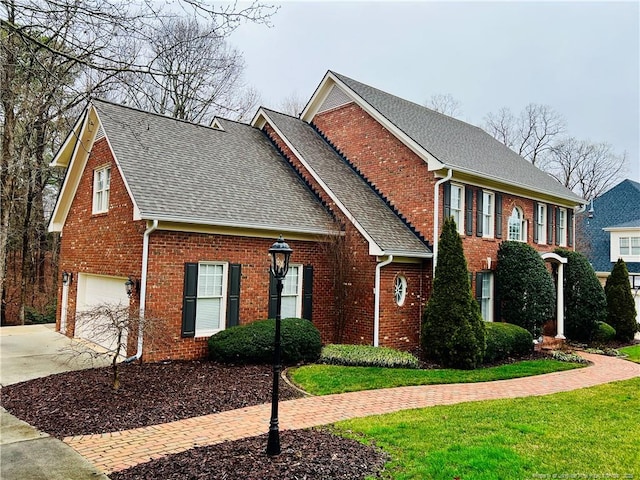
[125,277,135,298]
[266,235,293,456]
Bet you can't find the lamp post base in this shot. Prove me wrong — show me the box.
[266,425,281,456]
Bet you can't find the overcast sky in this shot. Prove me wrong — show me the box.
[230,1,640,183]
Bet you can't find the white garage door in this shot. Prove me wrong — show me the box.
[75,274,130,353]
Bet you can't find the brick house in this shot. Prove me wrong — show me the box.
[49,71,584,361]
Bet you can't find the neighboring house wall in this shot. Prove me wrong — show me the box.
[56,137,146,351]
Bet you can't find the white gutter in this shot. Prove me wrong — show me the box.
[373,254,394,347]
[124,219,158,363]
[433,169,453,276]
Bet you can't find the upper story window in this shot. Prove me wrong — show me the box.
[92,165,111,214]
[281,265,302,318]
[535,203,547,244]
[394,275,407,306]
[482,191,494,238]
[508,207,527,242]
[450,184,464,234]
[557,208,567,247]
[620,236,640,256]
[196,262,228,336]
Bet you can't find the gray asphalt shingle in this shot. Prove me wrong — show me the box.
[331,71,584,204]
[262,108,431,256]
[92,100,334,234]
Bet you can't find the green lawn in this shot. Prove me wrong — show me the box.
[290,359,584,395]
[620,344,640,363]
[334,378,640,480]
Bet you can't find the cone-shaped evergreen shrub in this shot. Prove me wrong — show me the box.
[495,241,555,337]
[604,259,637,342]
[422,217,485,369]
[555,249,606,342]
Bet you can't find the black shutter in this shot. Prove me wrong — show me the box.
[302,265,313,321]
[226,264,241,327]
[476,190,483,237]
[267,272,278,319]
[475,272,483,303]
[464,186,473,235]
[495,193,503,239]
[443,182,451,221]
[533,201,539,243]
[547,205,554,245]
[567,209,574,247]
[181,263,198,338]
[555,207,561,246]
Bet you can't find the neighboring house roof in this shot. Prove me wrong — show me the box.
[50,99,336,236]
[605,219,640,229]
[256,108,432,257]
[305,71,584,205]
[580,179,640,273]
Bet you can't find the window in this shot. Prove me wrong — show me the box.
[196,263,228,336]
[394,275,407,306]
[92,166,111,214]
[557,208,567,247]
[281,265,302,318]
[536,203,547,244]
[482,191,494,238]
[507,207,527,242]
[620,237,640,256]
[450,184,464,234]
[479,272,493,321]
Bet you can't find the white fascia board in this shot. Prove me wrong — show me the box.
[603,226,640,232]
[93,109,143,221]
[256,110,385,256]
[380,249,433,259]
[304,72,444,171]
[49,109,87,168]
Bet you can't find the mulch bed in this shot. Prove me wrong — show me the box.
[0,361,304,438]
[109,429,389,480]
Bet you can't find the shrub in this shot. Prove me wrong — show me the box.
[592,321,616,344]
[551,350,589,364]
[422,217,485,369]
[320,344,419,369]
[604,259,638,342]
[208,318,322,365]
[483,322,534,363]
[24,304,57,324]
[554,249,606,342]
[496,241,555,337]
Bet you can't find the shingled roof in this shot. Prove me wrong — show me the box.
[329,71,584,205]
[91,99,334,235]
[259,108,432,257]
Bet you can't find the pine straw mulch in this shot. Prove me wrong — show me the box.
[0,361,389,480]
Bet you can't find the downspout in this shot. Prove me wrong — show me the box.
[124,219,158,363]
[373,254,393,347]
[433,168,453,276]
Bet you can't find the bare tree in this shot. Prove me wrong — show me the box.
[546,138,626,201]
[484,103,566,167]
[424,93,462,118]
[278,91,307,117]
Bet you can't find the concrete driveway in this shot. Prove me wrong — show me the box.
[1,324,111,479]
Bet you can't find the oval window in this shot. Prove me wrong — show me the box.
[394,275,407,306]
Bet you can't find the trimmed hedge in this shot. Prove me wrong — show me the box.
[208,318,322,365]
[483,322,534,363]
[320,344,419,369]
[605,259,638,342]
[592,321,616,344]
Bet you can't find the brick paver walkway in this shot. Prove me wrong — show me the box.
[63,352,640,473]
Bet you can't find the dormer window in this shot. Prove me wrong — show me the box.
[92,165,111,214]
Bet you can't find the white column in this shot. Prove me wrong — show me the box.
[60,284,69,334]
[555,263,565,340]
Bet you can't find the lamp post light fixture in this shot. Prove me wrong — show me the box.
[61,271,73,286]
[125,277,135,298]
[266,235,293,456]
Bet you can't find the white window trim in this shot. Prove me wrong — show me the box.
[92,165,111,214]
[281,264,303,318]
[536,203,547,244]
[482,191,494,239]
[558,207,567,247]
[195,262,228,337]
[394,275,408,306]
[609,232,640,263]
[508,207,527,242]
[450,183,465,235]
[480,272,494,322]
